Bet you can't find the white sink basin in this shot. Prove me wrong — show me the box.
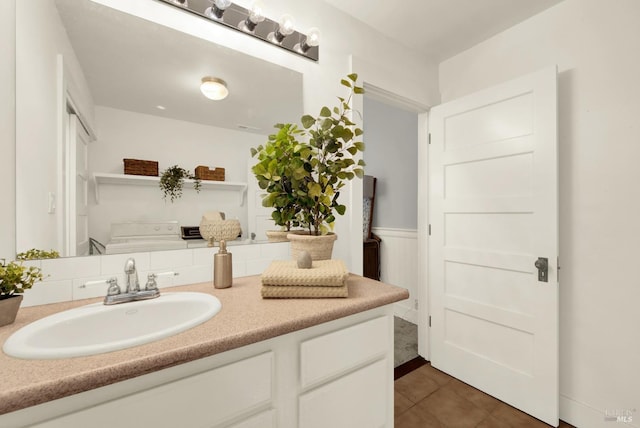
[2,292,221,360]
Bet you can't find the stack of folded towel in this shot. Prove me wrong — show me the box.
[261,260,349,298]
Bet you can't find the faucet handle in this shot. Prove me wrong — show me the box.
[106,277,121,296]
[145,271,178,290]
[145,273,158,291]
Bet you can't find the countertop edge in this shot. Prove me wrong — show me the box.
[0,275,409,415]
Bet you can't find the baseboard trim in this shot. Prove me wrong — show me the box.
[394,356,427,380]
[560,394,638,428]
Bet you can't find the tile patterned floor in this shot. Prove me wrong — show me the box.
[394,363,575,428]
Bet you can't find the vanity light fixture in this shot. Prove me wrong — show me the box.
[294,27,320,54]
[267,14,296,45]
[158,0,319,61]
[205,0,231,20]
[200,77,229,101]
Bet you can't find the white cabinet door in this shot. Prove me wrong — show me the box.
[429,66,559,425]
[33,352,273,428]
[300,316,390,388]
[299,359,388,428]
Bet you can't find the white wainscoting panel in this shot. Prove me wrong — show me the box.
[372,228,418,324]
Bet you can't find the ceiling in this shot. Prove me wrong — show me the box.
[321,0,565,61]
[54,0,303,135]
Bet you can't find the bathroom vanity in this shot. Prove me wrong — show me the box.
[0,275,408,428]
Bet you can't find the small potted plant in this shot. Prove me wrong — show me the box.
[0,259,44,327]
[251,123,306,242]
[159,165,202,202]
[250,74,365,258]
[16,249,60,260]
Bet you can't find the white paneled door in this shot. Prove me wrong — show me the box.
[428,67,558,426]
[67,114,91,257]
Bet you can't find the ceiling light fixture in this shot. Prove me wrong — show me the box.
[200,77,229,101]
[159,0,319,61]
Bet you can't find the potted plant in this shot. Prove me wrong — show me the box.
[251,74,365,258]
[159,165,202,202]
[16,249,60,260]
[0,259,44,327]
[251,123,307,242]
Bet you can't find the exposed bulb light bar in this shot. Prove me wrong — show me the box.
[159,0,319,61]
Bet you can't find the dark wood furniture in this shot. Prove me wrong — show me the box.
[363,234,381,280]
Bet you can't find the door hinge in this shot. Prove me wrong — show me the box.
[428,133,432,144]
[557,257,560,283]
[428,316,432,327]
[428,224,431,235]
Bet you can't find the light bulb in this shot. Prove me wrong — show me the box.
[278,14,295,36]
[268,14,296,44]
[295,27,320,54]
[206,0,231,19]
[248,1,265,24]
[214,0,232,8]
[305,27,320,47]
[200,77,228,101]
[240,0,265,32]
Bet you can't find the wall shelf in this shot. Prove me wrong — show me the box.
[93,173,247,205]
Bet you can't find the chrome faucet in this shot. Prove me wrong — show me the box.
[103,258,162,305]
[124,258,140,293]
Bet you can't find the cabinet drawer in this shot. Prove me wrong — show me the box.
[299,359,388,428]
[35,352,273,428]
[300,316,390,388]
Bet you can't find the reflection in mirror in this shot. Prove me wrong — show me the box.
[15,0,303,259]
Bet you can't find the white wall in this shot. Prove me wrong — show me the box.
[0,0,16,260]
[15,0,95,254]
[439,0,640,425]
[88,107,263,245]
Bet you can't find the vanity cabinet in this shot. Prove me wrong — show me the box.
[8,308,393,428]
[31,353,274,428]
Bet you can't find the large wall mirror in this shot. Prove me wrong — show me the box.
[15,0,303,259]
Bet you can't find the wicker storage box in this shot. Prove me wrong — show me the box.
[123,158,158,176]
[195,165,225,181]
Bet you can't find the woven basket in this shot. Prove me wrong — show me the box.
[195,165,225,181]
[123,158,158,176]
[287,232,337,261]
[199,219,241,245]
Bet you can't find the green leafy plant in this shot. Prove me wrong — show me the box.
[0,259,44,299]
[250,74,365,235]
[159,165,202,202]
[250,123,306,231]
[16,249,60,260]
